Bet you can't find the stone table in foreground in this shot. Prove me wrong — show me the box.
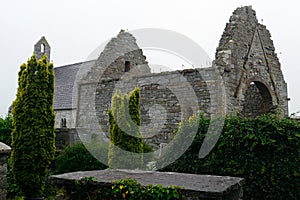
[49,169,244,199]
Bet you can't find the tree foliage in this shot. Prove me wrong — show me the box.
[108,88,144,169]
[11,55,56,198]
[0,114,12,145]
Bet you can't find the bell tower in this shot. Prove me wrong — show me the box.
[34,36,51,61]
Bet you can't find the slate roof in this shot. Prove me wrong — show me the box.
[54,59,96,110]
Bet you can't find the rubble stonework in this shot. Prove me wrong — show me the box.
[34,36,51,62]
[215,6,288,116]
[34,6,288,147]
[94,69,214,146]
[0,142,11,200]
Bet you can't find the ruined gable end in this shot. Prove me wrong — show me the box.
[214,6,289,117]
[83,30,151,82]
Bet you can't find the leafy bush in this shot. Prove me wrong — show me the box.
[71,177,184,200]
[0,114,12,145]
[54,142,108,174]
[160,114,300,199]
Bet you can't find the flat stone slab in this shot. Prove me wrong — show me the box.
[50,169,244,198]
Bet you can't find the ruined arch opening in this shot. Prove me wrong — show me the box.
[242,81,274,118]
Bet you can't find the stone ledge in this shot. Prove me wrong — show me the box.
[49,169,244,199]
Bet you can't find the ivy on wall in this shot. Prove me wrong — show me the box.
[161,114,300,199]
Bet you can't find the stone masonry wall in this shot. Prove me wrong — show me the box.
[0,143,11,200]
[241,84,265,117]
[34,36,51,62]
[241,82,274,118]
[76,31,151,142]
[95,68,215,148]
[55,110,75,128]
[76,66,225,149]
[84,30,150,83]
[0,154,7,200]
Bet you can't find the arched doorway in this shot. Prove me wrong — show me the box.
[242,81,274,118]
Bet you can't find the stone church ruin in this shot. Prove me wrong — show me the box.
[33,6,289,149]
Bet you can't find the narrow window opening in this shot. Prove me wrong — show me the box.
[125,61,131,72]
[41,43,45,53]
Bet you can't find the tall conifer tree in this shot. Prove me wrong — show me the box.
[108,88,143,169]
[11,55,56,198]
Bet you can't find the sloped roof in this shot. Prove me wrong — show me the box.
[53,60,95,110]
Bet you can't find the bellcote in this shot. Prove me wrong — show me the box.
[34,36,51,61]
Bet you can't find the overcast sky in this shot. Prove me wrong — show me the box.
[1,0,299,116]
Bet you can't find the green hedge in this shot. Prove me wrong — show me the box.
[160,114,300,199]
[54,142,108,174]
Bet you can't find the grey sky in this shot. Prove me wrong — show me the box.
[1,0,299,116]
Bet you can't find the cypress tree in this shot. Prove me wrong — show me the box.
[108,87,143,169]
[11,54,56,198]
